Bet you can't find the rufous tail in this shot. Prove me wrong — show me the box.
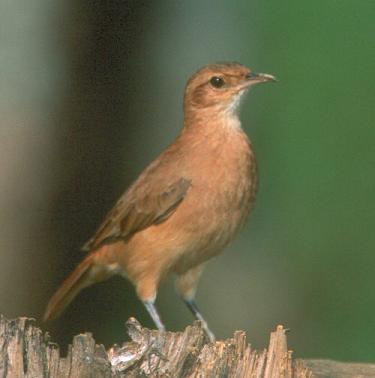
[43,254,99,321]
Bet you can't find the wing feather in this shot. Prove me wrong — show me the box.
[82,176,191,251]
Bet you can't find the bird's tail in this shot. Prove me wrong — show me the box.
[43,253,110,322]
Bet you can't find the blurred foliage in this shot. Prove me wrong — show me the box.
[1,0,375,362]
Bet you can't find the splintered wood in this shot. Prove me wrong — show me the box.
[0,315,311,377]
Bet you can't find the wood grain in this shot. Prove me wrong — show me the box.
[1,315,370,377]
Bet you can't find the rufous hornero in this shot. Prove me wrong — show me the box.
[44,62,276,341]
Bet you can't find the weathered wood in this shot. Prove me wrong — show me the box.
[0,314,371,377]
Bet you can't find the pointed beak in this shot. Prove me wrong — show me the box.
[246,72,277,84]
[233,71,277,93]
[236,72,277,92]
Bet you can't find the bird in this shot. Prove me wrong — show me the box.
[43,62,276,341]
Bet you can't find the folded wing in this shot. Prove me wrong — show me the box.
[82,174,191,251]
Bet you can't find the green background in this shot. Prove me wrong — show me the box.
[1,0,374,361]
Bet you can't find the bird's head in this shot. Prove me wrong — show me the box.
[184,62,276,119]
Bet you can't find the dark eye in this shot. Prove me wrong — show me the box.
[210,76,225,88]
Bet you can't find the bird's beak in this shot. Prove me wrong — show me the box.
[240,72,277,89]
[247,72,277,82]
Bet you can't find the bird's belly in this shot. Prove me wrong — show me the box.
[171,173,254,274]
[119,180,253,282]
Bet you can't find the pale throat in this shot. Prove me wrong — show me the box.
[183,90,247,131]
[221,112,241,130]
[219,90,247,130]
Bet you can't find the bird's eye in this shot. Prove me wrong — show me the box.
[210,76,225,88]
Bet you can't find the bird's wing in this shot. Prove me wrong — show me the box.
[82,174,191,252]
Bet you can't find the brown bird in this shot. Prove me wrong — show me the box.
[44,62,275,341]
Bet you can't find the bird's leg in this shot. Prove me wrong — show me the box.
[175,264,215,341]
[142,300,166,331]
[184,298,215,342]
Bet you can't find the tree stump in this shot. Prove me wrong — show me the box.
[1,314,374,377]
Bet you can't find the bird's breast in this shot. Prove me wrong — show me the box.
[172,126,258,272]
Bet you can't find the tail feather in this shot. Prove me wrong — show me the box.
[43,255,95,322]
